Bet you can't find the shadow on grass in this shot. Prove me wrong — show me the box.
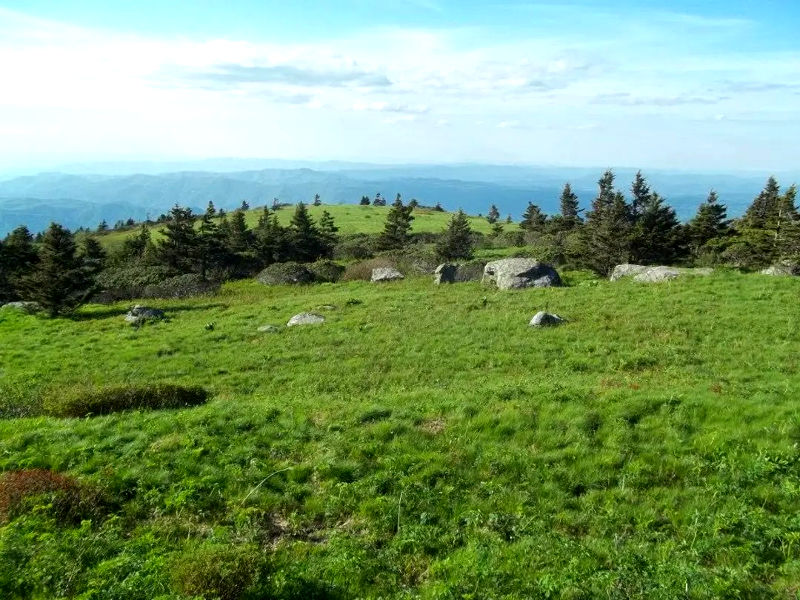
[68,303,225,322]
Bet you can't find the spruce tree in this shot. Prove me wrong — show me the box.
[373,193,386,207]
[313,194,322,207]
[120,224,155,263]
[630,191,684,265]
[80,236,107,277]
[630,170,652,219]
[436,210,473,260]
[198,201,224,279]
[743,176,781,230]
[20,223,94,317]
[288,202,325,262]
[520,202,547,233]
[558,183,581,229]
[254,207,286,266]
[158,205,198,273]
[319,210,339,253]
[2,226,39,298]
[686,190,731,256]
[225,209,253,255]
[360,195,371,206]
[582,171,634,276]
[777,184,800,257]
[486,204,501,224]
[378,195,415,250]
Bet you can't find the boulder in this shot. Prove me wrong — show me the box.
[761,262,800,276]
[610,264,648,281]
[482,258,561,290]
[258,325,281,334]
[371,267,405,283]
[529,312,567,328]
[125,305,165,326]
[434,264,458,284]
[633,266,681,283]
[287,313,325,327]
[0,301,41,314]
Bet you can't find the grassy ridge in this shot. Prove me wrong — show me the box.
[2,273,800,597]
[97,204,506,249]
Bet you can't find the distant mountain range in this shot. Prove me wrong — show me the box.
[0,159,791,236]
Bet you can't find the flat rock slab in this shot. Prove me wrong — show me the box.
[529,311,567,327]
[0,301,41,314]
[371,267,405,282]
[762,263,800,276]
[287,313,326,327]
[612,264,714,282]
[610,264,649,281]
[633,266,682,283]
[258,325,281,333]
[482,258,561,290]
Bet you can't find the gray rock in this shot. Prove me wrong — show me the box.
[633,266,681,283]
[316,305,338,311]
[258,325,281,333]
[434,264,458,284]
[482,258,561,290]
[610,264,649,281]
[125,305,165,326]
[529,312,567,327]
[1,301,41,314]
[287,312,325,327]
[371,267,405,283]
[761,262,800,276]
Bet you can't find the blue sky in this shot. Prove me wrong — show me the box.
[1,1,799,171]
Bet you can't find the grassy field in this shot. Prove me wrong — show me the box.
[2,271,800,598]
[97,204,505,250]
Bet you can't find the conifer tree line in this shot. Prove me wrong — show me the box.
[1,171,798,316]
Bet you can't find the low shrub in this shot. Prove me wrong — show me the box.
[343,258,400,282]
[308,260,345,283]
[256,262,315,285]
[170,544,265,600]
[0,469,104,524]
[333,234,377,260]
[44,384,210,418]
[141,273,221,299]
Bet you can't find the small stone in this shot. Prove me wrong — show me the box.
[287,313,326,327]
[258,325,281,333]
[371,267,405,282]
[125,305,165,326]
[0,301,41,314]
[529,311,567,328]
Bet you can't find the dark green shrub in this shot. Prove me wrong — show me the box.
[309,260,345,283]
[333,234,377,260]
[256,262,314,285]
[171,544,265,600]
[44,384,210,418]
[142,273,220,299]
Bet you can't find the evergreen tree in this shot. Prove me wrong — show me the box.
[436,210,474,260]
[254,207,286,266]
[120,224,154,263]
[520,202,547,233]
[2,226,38,298]
[158,205,198,273]
[630,191,684,265]
[777,184,800,257]
[378,195,415,250]
[225,209,253,255]
[491,221,505,236]
[360,195,371,206]
[433,202,445,212]
[743,176,781,230]
[686,190,731,256]
[198,202,224,279]
[582,171,634,276]
[288,202,325,262]
[373,193,386,207]
[486,204,501,224]
[630,171,652,219]
[313,194,322,207]
[319,210,339,252]
[80,236,107,277]
[408,199,419,209]
[241,200,250,211]
[96,220,109,233]
[20,223,94,317]
[506,214,513,224]
[558,183,582,229]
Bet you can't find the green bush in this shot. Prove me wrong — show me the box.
[308,260,345,283]
[170,544,265,600]
[44,384,210,418]
[256,262,315,285]
[141,273,220,299]
[333,234,377,260]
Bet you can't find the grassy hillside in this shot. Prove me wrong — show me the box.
[2,272,800,598]
[97,204,506,250]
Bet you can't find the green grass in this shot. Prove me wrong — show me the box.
[98,204,506,250]
[2,272,800,598]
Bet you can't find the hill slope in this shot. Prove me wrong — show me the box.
[1,273,799,597]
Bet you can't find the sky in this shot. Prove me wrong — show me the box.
[1,0,799,172]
